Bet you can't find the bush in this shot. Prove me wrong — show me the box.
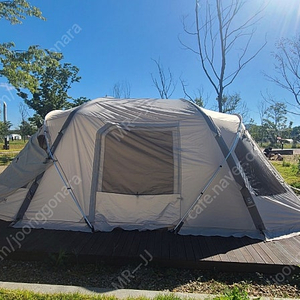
[213,287,250,300]
[282,160,291,167]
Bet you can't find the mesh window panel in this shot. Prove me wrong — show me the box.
[102,129,174,195]
[235,134,286,196]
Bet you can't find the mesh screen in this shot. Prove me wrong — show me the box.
[235,134,286,196]
[102,129,174,195]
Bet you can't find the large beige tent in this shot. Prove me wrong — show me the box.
[0,98,299,240]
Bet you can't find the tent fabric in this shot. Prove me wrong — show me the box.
[0,129,50,200]
[0,97,300,240]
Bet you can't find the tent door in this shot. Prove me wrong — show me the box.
[89,123,181,228]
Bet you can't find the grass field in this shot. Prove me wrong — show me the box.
[0,139,27,150]
[0,140,27,165]
[0,287,250,300]
[271,155,300,192]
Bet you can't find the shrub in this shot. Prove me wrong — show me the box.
[213,287,250,300]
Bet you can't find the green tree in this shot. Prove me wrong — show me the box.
[19,61,81,119]
[64,96,90,109]
[28,114,42,128]
[263,102,287,145]
[248,123,261,142]
[0,120,12,140]
[180,81,208,107]
[291,126,300,143]
[194,97,204,107]
[0,43,59,93]
[0,0,44,24]
[0,4,89,127]
[222,93,249,121]
[1,45,87,127]
[19,119,35,139]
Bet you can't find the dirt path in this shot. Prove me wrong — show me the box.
[294,149,300,154]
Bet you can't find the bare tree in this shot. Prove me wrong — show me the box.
[265,36,300,106]
[180,78,208,107]
[151,59,176,99]
[19,102,28,121]
[261,90,300,118]
[257,99,267,145]
[19,102,28,141]
[257,100,267,126]
[180,0,266,112]
[112,81,131,98]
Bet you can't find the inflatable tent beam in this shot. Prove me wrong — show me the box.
[175,101,266,236]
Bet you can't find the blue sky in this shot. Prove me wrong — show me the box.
[1,0,300,128]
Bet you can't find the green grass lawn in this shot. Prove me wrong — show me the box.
[0,287,250,300]
[0,139,27,151]
[271,155,300,192]
[0,140,27,165]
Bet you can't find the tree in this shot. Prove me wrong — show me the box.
[291,126,300,143]
[180,0,266,112]
[19,101,27,122]
[65,96,90,108]
[28,114,42,128]
[112,81,131,98]
[0,43,59,93]
[263,102,287,144]
[19,120,35,139]
[0,45,86,127]
[21,61,81,119]
[221,92,248,120]
[248,123,261,142]
[0,120,11,140]
[19,102,35,140]
[193,96,205,107]
[20,58,82,126]
[19,102,27,141]
[1,0,46,128]
[257,100,267,145]
[265,36,300,107]
[151,59,176,99]
[0,0,44,24]
[180,79,208,107]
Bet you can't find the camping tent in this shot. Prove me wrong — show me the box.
[0,97,299,240]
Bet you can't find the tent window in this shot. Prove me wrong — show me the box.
[101,129,174,195]
[235,134,286,196]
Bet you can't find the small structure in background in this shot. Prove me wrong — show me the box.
[9,134,21,140]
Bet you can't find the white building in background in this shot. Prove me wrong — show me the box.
[9,134,22,140]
